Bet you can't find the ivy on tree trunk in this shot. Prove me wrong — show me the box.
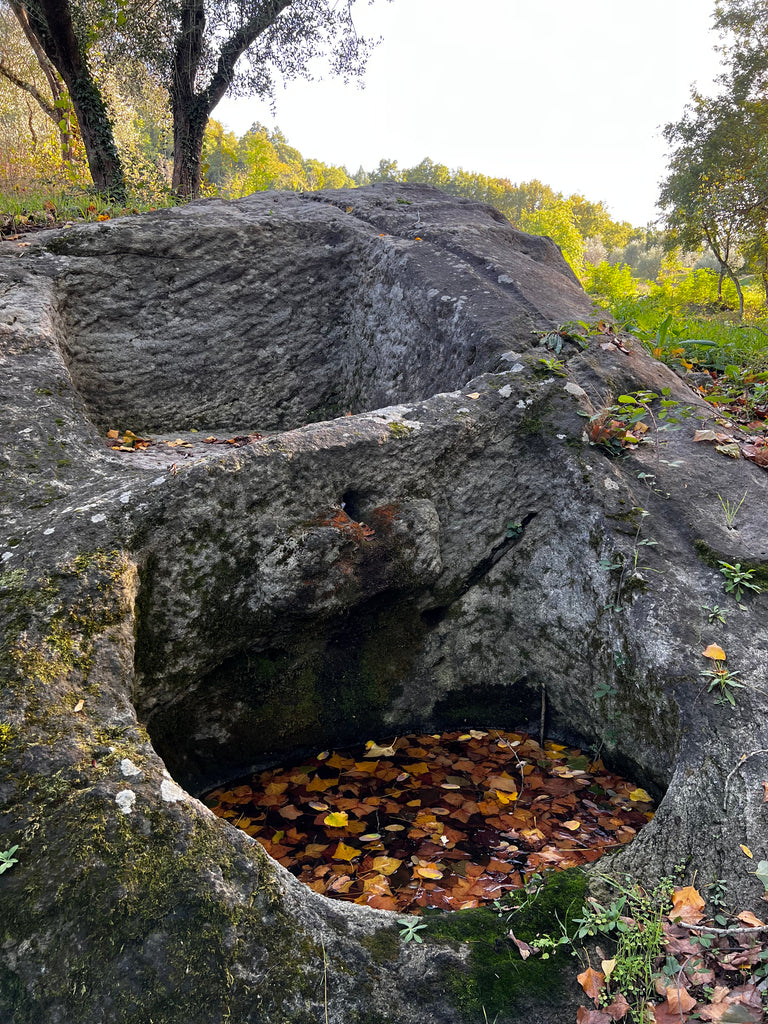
[20,0,125,200]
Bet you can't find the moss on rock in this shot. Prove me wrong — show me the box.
[422,869,586,1020]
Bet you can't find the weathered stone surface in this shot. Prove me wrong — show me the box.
[2,183,768,1024]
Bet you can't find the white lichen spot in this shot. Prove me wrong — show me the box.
[119,492,131,504]
[604,478,620,491]
[564,382,588,400]
[498,384,513,399]
[120,758,142,778]
[2,552,13,562]
[149,476,165,487]
[115,790,136,814]
[90,513,106,523]
[161,779,186,804]
[497,274,514,285]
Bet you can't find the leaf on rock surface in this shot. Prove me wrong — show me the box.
[671,886,705,923]
[602,992,630,1020]
[665,984,697,1013]
[577,966,605,1004]
[576,1006,611,1024]
[703,644,727,661]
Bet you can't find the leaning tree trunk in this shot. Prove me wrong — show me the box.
[2,184,768,1024]
[20,0,125,198]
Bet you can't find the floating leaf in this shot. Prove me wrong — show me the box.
[628,787,652,802]
[372,856,402,875]
[413,864,443,880]
[332,842,360,861]
[324,811,349,828]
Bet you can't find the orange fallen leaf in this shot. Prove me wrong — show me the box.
[740,844,753,859]
[666,984,696,1014]
[737,909,765,927]
[671,886,705,923]
[577,966,605,1004]
[703,644,726,661]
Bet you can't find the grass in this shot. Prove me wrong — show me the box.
[0,178,180,236]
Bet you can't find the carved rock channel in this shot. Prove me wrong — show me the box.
[1,184,768,1024]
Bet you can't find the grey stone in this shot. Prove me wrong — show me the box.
[1,183,768,1024]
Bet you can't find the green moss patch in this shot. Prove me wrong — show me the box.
[422,869,586,1020]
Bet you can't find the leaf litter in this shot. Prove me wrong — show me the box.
[204,729,655,912]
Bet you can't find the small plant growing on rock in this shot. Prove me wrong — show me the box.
[397,917,427,944]
[718,561,763,602]
[0,845,19,874]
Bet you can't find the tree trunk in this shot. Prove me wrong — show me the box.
[21,0,125,198]
[169,0,292,197]
[171,99,208,197]
[9,0,73,163]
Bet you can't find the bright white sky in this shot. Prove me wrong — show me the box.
[215,0,726,227]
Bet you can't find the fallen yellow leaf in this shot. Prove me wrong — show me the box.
[332,841,360,862]
[740,844,754,859]
[413,864,443,879]
[372,856,402,875]
[628,788,652,802]
[324,811,349,828]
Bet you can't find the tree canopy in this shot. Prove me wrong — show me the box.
[8,0,383,196]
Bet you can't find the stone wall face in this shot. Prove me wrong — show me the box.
[1,184,768,1024]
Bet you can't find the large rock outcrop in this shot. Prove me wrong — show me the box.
[1,183,767,1024]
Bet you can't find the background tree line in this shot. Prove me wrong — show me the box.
[3,0,768,317]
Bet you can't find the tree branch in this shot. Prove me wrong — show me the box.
[201,0,293,115]
[0,59,56,119]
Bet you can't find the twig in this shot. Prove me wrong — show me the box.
[723,749,768,810]
[321,939,328,1024]
[539,682,546,749]
[675,954,697,1024]
[684,921,768,936]
[493,731,528,805]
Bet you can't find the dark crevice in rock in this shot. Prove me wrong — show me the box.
[421,510,537,628]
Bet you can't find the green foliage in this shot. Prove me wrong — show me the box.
[0,846,19,874]
[718,560,764,601]
[701,664,745,707]
[396,918,427,944]
[718,491,748,529]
